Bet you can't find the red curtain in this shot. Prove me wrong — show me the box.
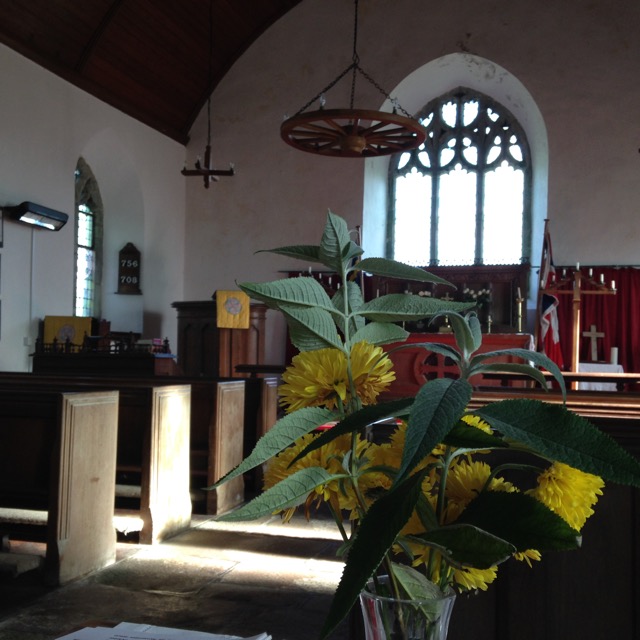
[555,267,640,373]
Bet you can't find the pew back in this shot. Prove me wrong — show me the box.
[0,389,119,585]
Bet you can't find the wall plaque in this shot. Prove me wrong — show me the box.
[117,242,142,294]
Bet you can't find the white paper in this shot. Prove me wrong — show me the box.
[56,623,270,640]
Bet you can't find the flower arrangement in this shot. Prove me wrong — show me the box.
[211,212,640,639]
[461,286,491,309]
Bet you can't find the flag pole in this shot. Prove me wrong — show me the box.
[534,218,551,352]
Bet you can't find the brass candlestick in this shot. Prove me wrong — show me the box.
[516,293,524,333]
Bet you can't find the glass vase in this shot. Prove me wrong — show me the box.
[359,576,456,640]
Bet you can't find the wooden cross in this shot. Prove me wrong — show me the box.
[582,324,605,362]
[540,268,616,374]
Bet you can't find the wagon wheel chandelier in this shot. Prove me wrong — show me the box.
[182,0,234,187]
[280,0,426,158]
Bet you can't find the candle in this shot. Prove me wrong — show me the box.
[611,279,616,290]
[517,287,522,299]
[600,273,604,284]
[610,347,619,365]
[588,268,593,278]
[576,261,580,271]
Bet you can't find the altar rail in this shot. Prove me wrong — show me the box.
[0,389,119,585]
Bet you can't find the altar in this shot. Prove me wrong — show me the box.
[381,332,534,398]
[577,362,625,391]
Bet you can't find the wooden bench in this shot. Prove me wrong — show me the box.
[0,373,247,517]
[0,376,192,543]
[0,389,119,585]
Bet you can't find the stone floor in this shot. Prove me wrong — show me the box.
[0,513,351,640]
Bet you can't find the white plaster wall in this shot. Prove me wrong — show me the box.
[1,0,638,369]
[0,44,185,371]
[183,0,640,363]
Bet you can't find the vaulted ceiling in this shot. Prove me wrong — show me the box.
[0,0,303,144]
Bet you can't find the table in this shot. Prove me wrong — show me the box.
[577,362,624,391]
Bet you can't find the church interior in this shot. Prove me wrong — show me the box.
[0,1,638,639]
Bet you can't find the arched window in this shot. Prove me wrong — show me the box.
[388,87,531,267]
[74,158,103,317]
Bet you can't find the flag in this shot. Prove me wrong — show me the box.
[537,221,564,368]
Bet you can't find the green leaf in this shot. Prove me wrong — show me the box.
[217,467,346,522]
[320,470,427,640]
[332,281,365,338]
[396,378,473,484]
[240,278,334,311]
[468,313,482,352]
[206,406,336,489]
[319,211,354,273]
[358,294,475,323]
[387,341,461,365]
[469,362,550,390]
[456,491,581,552]
[416,524,515,569]
[332,280,364,314]
[280,304,345,352]
[474,399,640,486]
[390,563,451,601]
[257,245,321,263]
[471,348,566,399]
[291,398,414,464]
[349,322,410,348]
[445,312,479,361]
[442,421,508,450]
[353,258,453,287]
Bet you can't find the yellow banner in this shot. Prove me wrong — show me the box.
[216,290,250,329]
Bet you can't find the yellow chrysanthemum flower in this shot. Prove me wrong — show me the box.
[461,414,493,434]
[278,348,348,412]
[263,431,380,520]
[453,564,498,591]
[349,341,396,405]
[396,529,498,592]
[278,341,395,413]
[527,462,604,531]
[513,549,542,568]
[445,459,517,522]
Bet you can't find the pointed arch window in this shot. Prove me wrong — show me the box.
[74,158,103,317]
[389,88,531,266]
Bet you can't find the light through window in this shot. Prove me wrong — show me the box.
[389,88,531,266]
[75,204,95,316]
[74,158,103,318]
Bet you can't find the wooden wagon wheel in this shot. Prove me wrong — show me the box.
[280,108,427,158]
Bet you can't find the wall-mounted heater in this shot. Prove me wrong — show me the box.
[4,201,69,231]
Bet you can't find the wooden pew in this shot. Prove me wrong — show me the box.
[0,373,246,517]
[0,376,192,543]
[0,389,119,585]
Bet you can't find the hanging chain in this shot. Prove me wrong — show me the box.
[291,0,415,119]
[206,0,213,145]
[349,0,360,109]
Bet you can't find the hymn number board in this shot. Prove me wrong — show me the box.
[117,242,142,294]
